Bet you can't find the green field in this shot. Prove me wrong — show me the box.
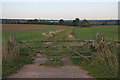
[3,24,118,41]
[3,24,70,41]
[2,24,118,78]
[73,26,118,41]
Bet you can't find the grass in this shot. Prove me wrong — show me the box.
[2,48,35,77]
[70,43,118,78]
[73,26,118,41]
[40,58,63,67]
[2,24,73,77]
[2,24,69,41]
[2,55,34,76]
[69,26,118,78]
[2,24,118,78]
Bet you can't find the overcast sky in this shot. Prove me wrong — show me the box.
[1,0,119,20]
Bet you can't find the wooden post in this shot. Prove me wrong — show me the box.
[17,39,20,55]
[9,34,15,56]
[10,34,15,44]
[96,33,104,48]
[96,33,100,47]
[92,37,96,46]
[96,33,100,43]
[101,34,104,42]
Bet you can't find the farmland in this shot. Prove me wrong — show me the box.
[2,24,118,78]
[3,24,118,41]
[73,25,118,41]
[3,24,71,41]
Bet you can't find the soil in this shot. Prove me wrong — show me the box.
[7,54,95,78]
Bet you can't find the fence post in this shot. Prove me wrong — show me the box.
[92,37,96,46]
[96,33,104,47]
[17,39,20,55]
[10,34,15,45]
[96,33,101,47]
[101,34,104,42]
[9,34,15,56]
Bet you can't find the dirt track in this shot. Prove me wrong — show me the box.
[7,54,94,78]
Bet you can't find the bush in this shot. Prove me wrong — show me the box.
[2,41,34,77]
[70,42,118,78]
[90,43,118,78]
[81,19,90,27]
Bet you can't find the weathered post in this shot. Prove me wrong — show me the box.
[10,34,15,45]
[96,33,101,47]
[92,36,96,46]
[17,39,20,55]
[96,33,104,48]
[9,34,15,57]
[101,34,104,42]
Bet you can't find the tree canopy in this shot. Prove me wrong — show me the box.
[59,19,64,25]
[81,19,90,27]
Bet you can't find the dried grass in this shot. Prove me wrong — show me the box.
[92,43,118,78]
[2,40,18,64]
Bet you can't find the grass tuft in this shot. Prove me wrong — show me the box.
[41,58,63,67]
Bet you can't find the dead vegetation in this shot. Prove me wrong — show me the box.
[42,29,64,38]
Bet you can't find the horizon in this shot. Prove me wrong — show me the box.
[0,18,118,20]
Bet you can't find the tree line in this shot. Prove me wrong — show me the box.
[2,18,118,27]
[59,18,90,27]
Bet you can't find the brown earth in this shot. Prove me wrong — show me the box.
[2,24,72,31]
[7,54,95,78]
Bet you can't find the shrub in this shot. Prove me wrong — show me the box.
[2,40,34,77]
[81,19,90,27]
[91,43,118,78]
